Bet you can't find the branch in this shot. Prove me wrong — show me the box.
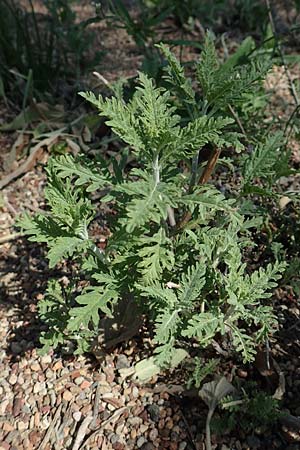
[37,404,63,450]
[177,147,222,229]
[199,147,221,184]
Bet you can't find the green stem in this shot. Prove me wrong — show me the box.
[153,154,160,185]
[205,407,213,450]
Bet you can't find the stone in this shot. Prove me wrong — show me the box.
[5,431,18,444]
[81,405,92,415]
[141,444,155,450]
[127,417,141,427]
[34,412,40,428]
[30,363,41,372]
[53,361,63,371]
[149,428,158,441]
[112,443,124,450]
[179,443,187,450]
[17,375,24,385]
[80,380,91,390]
[0,400,9,416]
[160,428,170,438]
[139,424,149,434]
[45,369,53,379]
[147,404,160,422]
[73,411,82,422]
[13,397,23,417]
[63,391,73,402]
[116,355,130,370]
[8,374,17,385]
[33,382,46,394]
[0,442,10,450]
[166,418,174,429]
[132,386,139,398]
[112,442,125,450]
[3,423,14,432]
[103,367,115,384]
[22,438,33,450]
[137,437,146,448]
[237,369,248,378]
[74,377,84,386]
[17,421,27,431]
[170,432,179,441]
[41,355,52,365]
[169,444,178,450]
[130,429,137,440]
[109,434,119,445]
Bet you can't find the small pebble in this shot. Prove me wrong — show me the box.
[132,386,139,398]
[45,369,53,379]
[80,380,91,390]
[179,443,188,450]
[116,355,130,370]
[73,411,82,422]
[63,390,73,402]
[149,428,158,441]
[8,374,17,385]
[30,363,41,372]
[0,442,10,450]
[137,437,146,448]
[53,361,63,371]
[74,376,84,386]
[141,443,155,450]
[147,404,160,422]
[110,434,119,445]
[41,355,52,365]
[17,421,27,431]
[130,429,137,440]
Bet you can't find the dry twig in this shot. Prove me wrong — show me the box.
[37,404,63,450]
[179,409,198,450]
[82,407,128,449]
[72,413,93,450]
[90,382,102,429]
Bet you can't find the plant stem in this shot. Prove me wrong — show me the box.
[228,104,246,135]
[199,147,221,184]
[153,155,160,185]
[205,407,213,450]
[177,147,221,230]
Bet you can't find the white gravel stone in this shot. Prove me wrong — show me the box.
[73,411,82,422]
[41,355,52,364]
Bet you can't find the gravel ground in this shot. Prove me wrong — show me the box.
[0,343,191,450]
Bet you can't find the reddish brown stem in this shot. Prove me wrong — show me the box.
[199,147,221,184]
[177,147,221,230]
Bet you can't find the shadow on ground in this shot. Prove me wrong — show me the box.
[0,238,69,362]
